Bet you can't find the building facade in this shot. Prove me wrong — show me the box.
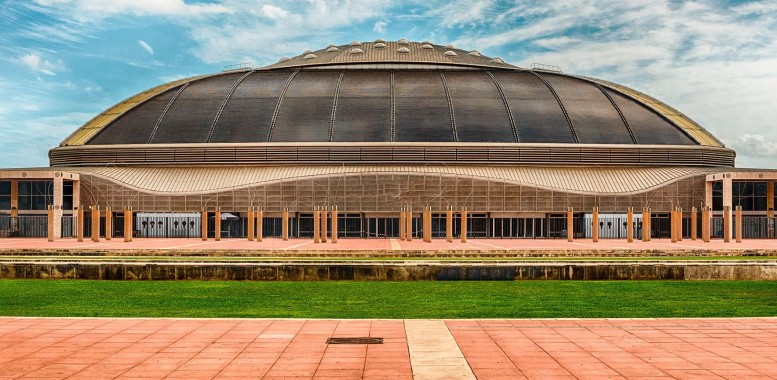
[1,40,774,239]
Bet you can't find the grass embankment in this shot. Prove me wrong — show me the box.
[1,280,775,318]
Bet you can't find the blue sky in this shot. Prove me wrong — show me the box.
[1,0,776,168]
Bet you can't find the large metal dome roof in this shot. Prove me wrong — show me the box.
[60,40,723,148]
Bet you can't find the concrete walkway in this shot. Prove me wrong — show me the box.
[1,237,776,253]
[0,317,775,379]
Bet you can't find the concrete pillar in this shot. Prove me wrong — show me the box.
[627,207,634,243]
[313,207,320,243]
[322,207,328,243]
[331,206,338,244]
[592,207,599,242]
[641,207,649,242]
[691,207,697,241]
[406,209,413,242]
[678,208,683,241]
[9,180,18,219]
[768,182,775,218]
[702,206,711,243]
[705,180,713,209]
[566,207,573,242]
[736,205,743,243]
[256,209,263,242]
[53,176,63,239]
[72,180,80,212]
[723,206,731,242]
[446,206,453,243]
[124,206,133,243]
[215,208,221,241]
[399,209,406,241]
[201,210,208,241]
[47,205,54,242]
[723,177,733,239]
[282,209,289,241]
[423,207,431,243]
[671,207,678,243]
[105,207,112,241]
[91,205,99,242]
[247,208,255,241]
[460,208,467,243]
[77,205,84,242]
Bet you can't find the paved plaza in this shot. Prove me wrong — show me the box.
[0,237,775,253]
[0,317,775,379]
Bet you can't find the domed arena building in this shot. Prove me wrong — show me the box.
[1,39,775,240]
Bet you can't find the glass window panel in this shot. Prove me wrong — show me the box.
[18,181,31,196]
[0,181,10,195]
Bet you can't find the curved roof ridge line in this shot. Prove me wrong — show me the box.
[267,69,300,142]
[577,75,724,147]
[206,70,254,143]
[328,70,346,142]
[530,71,578,143]
[593,81,637,144]
[390,70,396,142]
[438,71,458,142]
[147,82,190,144]
[485,70,519,143]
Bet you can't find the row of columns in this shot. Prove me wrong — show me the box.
[571,206,745,243]
[399,206,469,243]
[50,205,748,243]
[312,206,338,244]
[67,205,124,243]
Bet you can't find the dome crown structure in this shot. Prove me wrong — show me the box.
[52,40,732,168]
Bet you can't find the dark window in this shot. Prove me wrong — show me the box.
[63,181,74,210]
[0,180,10,210]
[733,181,767,211]
[712,182,723,210]
[17,180,53,210]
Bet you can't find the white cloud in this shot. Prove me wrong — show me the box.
[731,134,777,168]
[373,20,388,33]
[261,4,287,19]
[138,40,154,55]
[430,0,495,27]
[32,0,230,18]
[19,53,65,76]
[185,0,391,65]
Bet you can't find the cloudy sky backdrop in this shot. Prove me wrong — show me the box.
[1,0,776,168]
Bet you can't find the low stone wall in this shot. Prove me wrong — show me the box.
[1,262,775,281]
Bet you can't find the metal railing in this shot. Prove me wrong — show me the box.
[222,62,253,72]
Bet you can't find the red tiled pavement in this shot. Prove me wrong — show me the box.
[1,317,776,379]
[448,318,777,380]
[1,237,776,252]
[0,318,411,380]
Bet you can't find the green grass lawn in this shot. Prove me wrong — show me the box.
[1,280,775,319]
